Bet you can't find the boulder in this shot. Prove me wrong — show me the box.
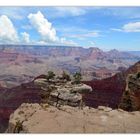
[72,84,92,94]
[34,78,47,87]
[48,88,82,107]
[98,106,112,112]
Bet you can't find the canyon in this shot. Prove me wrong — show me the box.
[0,45,139,133]
[0,61,139,132]
[0,45,139,88]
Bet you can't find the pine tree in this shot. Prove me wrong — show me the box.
[73,72,82,84]
[46,71,55,81]
[119,90,133,111]
[62,71,71,81]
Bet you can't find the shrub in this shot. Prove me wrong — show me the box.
[136,72,140,78]
[119,90,133,111]
[46,71,55,81]
[73,72,82,84]
[62,71,71,81]
[14,121,23,133]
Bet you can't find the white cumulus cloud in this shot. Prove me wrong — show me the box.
[27,11,77,46]
[0,12,77,46]
[28,11,58,43]
[21,32,30,43]
[0,15,19,43]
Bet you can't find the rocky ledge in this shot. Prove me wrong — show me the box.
[34,77,92,107]
[6,103,140,133]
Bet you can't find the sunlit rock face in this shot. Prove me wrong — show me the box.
[6,103,140,133]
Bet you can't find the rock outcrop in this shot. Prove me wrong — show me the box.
[34,78,92,107]
[6,103,140,133]
[0,74,92,132]
[83,61,140,109]
[119,72,140,111]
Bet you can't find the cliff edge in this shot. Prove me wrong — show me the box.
[119,72,140,111]
[6,103,140,133]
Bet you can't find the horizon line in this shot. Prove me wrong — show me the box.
[0,44,139,52]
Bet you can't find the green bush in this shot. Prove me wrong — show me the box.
[14,121,23,133]
[136,72,140,78]
[119,90,133,111]
[73,72,82,84]
[46,71,55,81]
[62,71,71,81]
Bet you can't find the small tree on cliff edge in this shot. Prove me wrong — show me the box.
[46,71,55,81]
[136,72,140,78]
[119,90,133,111]
[73,72,82,84]
[62,71,71,81]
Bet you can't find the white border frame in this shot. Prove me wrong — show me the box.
[0,0,140,6]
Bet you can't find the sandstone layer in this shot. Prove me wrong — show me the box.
[7,103,140,133]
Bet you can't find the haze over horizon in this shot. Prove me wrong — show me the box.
[0,7,140,51]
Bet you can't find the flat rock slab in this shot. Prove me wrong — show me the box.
[7,103,140,133]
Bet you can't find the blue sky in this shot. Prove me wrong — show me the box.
[0,7,140,51]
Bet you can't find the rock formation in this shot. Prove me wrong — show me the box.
[6,103,140,133]
[83,61,140,109]
[0,73,92,132]
[34,77,92,107]
[119,72,140,111]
